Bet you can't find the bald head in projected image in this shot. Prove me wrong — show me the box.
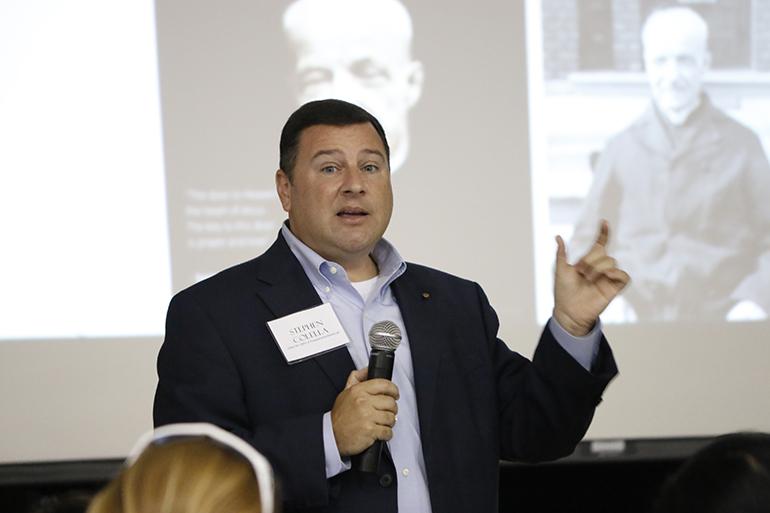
[642,7,710,126]
[283,0,424,172]
[570,7,770,323]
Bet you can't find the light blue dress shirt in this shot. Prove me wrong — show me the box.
[281,223,600,513]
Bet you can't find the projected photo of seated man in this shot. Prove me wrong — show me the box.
[570,7,770,323]
[282,0,424,172]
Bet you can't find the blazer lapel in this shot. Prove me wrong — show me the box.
[391,270,441,451]
[254,232,355,393]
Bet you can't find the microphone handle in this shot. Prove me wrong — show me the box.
[357,349,395,473]
[367,349,395,380]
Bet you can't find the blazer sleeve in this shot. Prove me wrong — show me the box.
[480,282,618,462]
[153,291,332,509]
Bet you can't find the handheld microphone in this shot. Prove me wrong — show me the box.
[357,320,402,474]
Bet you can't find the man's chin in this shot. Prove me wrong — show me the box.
[656,92,697,110]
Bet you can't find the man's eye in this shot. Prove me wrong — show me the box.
[352,60,389,86]
[321,166,337,173]
[363,164,378,173]
[298,69,332,88]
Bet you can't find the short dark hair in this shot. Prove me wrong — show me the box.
[653,432,770,513]
[279,99,390,181]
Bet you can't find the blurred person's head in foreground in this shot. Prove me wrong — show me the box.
[653,431,770,513]
[87,423,275,513]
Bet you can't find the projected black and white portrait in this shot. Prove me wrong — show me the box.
[531,0,770,324]
[282,0,424,173]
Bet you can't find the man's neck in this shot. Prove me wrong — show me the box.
[343,254,380,283]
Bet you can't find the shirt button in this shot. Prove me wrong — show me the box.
[330,267,337,274]
[324,286,330,293]
[364,311,369,318]
[402,469,410,477]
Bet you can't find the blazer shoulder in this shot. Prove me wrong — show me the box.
[403,262,477,285]
[173,231,296,303]
[174,255,263,301]
[399,262,485,301]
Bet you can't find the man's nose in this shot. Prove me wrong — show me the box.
[661,59,683,82]
[341,169,365,194]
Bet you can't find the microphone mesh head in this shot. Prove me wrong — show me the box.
[368,320,402,351]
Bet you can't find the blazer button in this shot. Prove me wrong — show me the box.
[379,473,394,487]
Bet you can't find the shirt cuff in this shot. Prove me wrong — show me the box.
[323,411,352,478]
[547,317,602,372]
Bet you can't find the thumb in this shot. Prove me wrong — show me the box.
[345,367,369,389]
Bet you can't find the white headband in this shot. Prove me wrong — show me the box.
[126,423,275,513]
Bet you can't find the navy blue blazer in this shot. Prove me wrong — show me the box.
[154,232,617,512]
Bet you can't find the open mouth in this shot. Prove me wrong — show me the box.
[337,208,368,217]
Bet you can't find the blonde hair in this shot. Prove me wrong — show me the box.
[87,438,262,513]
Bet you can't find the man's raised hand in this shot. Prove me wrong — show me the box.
[553,220,630,336]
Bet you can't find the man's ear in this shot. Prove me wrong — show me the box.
[406,60,424,108]
[276,169,292,213]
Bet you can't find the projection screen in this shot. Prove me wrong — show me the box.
[2,0,770,465]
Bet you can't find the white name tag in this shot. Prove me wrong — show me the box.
[267,303,349,364]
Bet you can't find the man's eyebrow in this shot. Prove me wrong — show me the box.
[309,148,386,161]
[310,149,344,161]
[359,149,386,160]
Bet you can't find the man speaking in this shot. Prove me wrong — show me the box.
[154,99,629,512]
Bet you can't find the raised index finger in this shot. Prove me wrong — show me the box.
[555,235,567,267]
[595,220,610,247]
